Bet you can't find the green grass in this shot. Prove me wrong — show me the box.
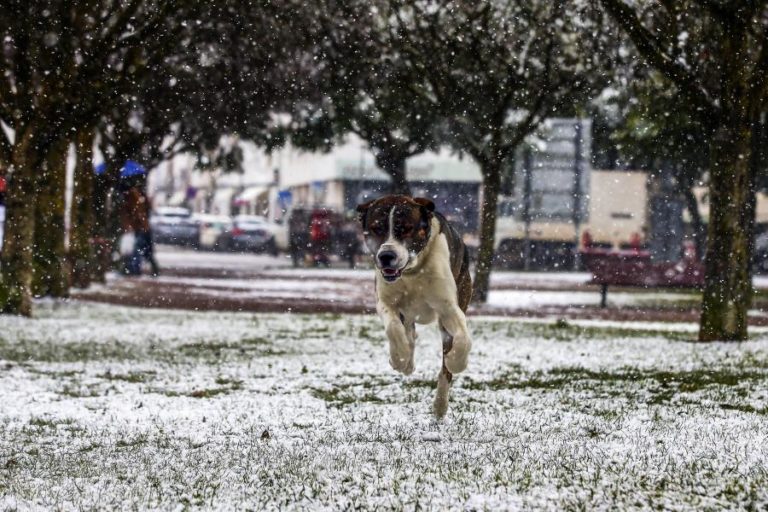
[464,365,765,390]
[187,387,235,399]
[0,337,139,363]
[310,376,394,406]
[0,334,289,364]
[311,387,387,406]
[154,381,244,399]
[460,363,767,410]
[97,370,156,383]
[719,403,768,415]
[308,361,767,414]
[27,417,76,429]
[500,319,699,342]
[177,340,289,358]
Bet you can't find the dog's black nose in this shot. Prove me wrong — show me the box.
[378,250,397,267]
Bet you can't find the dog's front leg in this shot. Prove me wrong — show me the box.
[377,301,414,375]
[438,307,471,374]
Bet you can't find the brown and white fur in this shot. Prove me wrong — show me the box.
[357,195,472,418]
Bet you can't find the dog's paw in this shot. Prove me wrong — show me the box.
[389,356,414,375]
[433,375,450,419]
[444,335,470,374]
[433,394,448,419]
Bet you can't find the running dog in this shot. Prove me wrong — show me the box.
[357,195,472,418]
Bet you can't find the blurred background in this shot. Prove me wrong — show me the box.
[1,0,768,340]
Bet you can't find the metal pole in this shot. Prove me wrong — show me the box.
[522,148,533,271]
[572,120,583,271]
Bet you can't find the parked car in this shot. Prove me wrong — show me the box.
[219,215,278,254]
[150,206,199,246]
[192,213,233,251]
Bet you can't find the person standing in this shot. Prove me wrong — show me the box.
[309,209,332,267]
[289,209,309,267]
[338,215,360,269]
[121,187,159,276]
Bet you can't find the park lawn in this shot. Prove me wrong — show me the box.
[1,302,767,510]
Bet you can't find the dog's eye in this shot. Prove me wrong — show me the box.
[370,224,386,236]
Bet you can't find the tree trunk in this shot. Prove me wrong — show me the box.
[682,184,705,261]
[32,138,69,298]
[699,115,754,341]
[375,151,411,195]
[0,128,38,316]
[70,128,96,288]
[472,160,502,303]
[90,173,110,283]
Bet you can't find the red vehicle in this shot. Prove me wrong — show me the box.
[287,207,362,267]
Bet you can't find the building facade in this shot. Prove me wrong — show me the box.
[270,135,483,233]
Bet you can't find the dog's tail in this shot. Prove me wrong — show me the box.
[461,244,471,283]
[457,244,473,311]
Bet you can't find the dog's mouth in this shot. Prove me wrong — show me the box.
[380,267,402,282]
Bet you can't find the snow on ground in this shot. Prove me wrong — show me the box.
[155,246,293,271]
[155,245,768,288]
[93,269,700,313]
[486,289,695,309]
[139,275,365,303]
[1,301,767,510]
[490,270,592,287]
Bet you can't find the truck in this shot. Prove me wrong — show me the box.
[494,170,648,269]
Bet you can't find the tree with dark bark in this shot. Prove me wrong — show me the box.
[0,0,209,314]
[0,0,306,309]
[97,0,300,173]
[70,128,97,288]
[599,0,768,341]
[392,0,612,302]
[84,0,309,283]
[32,138,69,298]
[279,0,444,195]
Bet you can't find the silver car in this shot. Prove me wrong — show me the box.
[150,207,200,246]
[220,215,278,254]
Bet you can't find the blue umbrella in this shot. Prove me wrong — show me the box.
[120,160,146,178]
[94,162,107,175]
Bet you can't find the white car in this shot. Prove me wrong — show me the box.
[192,213,233,251]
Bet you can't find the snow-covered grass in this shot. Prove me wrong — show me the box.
[1,302,767,510]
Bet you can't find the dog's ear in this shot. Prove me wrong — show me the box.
[356,200,375,227]
[413,197,435,212]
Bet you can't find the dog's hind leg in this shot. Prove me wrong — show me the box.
[433,324,454,418]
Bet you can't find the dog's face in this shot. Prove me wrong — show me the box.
[356,195,435,282]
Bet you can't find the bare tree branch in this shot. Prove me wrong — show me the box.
[750,19,768,107]
[599,0,718,114]
[691,0,749,27]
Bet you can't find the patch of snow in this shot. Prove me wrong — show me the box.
[1,302,766,510]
